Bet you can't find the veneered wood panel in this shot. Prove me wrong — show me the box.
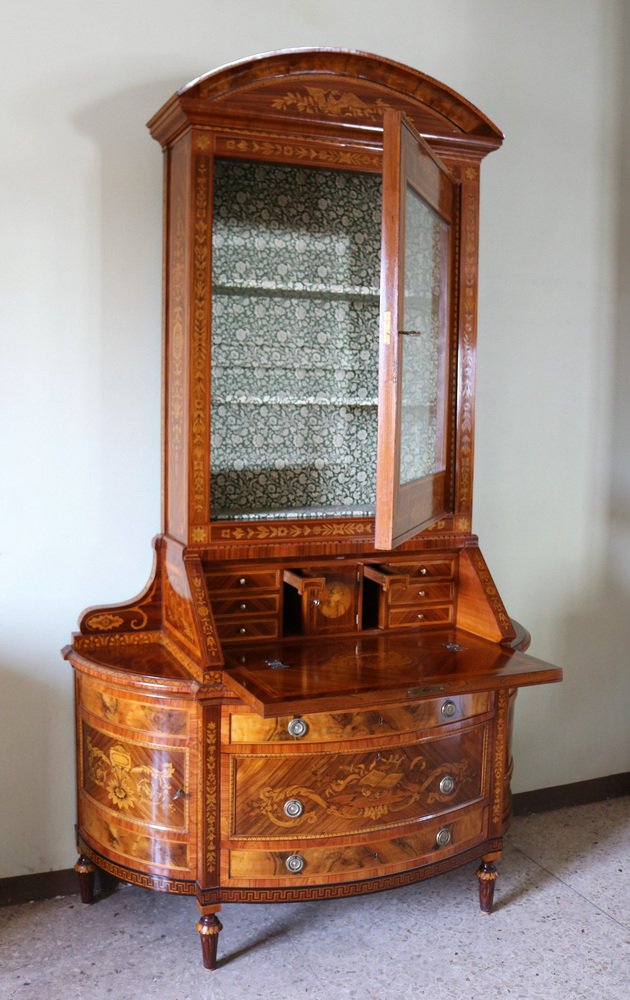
[230,724,488,839]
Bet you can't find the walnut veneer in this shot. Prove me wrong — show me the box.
[64,49,562,970]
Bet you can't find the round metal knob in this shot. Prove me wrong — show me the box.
[283,798,304,818]
[239,577,247,585]
[441,699,457,719]
[239,626,247,635]
[417,590,426,597]
[439,775,456,795]
[436,827,452,847]
[285,853,305,873]
[419,567,428,575]
[240,602,247,610]
[312,598,321,606]
[287,717,309,738]
[417,613,425,620]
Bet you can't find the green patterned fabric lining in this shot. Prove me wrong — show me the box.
[210,160,382,520]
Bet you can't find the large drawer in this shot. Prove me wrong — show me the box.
[226,692,492,746]
[225,805,487,885]
[229,723,489,839]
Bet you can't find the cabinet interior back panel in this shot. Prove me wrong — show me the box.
[210,159,382,521]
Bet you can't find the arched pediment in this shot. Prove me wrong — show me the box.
[149,48,502,154]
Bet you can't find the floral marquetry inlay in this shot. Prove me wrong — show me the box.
[86,737,176,814]
[271,87,388,121]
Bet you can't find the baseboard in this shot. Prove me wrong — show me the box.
[0,867,78,907]
[512,770,630,815]
[2,772,629,907]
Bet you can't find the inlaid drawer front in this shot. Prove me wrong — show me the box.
[227,693,492,744]
[230,725,487,839]
[380,559,456,580]
[387,605,454,628]
[78,677,190,737]
[212,594,279,617]
[216,618,279,642]
[206,569,280,593]
[387,581,453,606]
[80,721,189,831]
[227,807,486,883]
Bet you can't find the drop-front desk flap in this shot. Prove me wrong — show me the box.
[222,630,562,717]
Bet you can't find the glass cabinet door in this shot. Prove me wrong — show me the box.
[375,111,456,550]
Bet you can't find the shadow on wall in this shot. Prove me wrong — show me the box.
[561,0,630,773]
[70,80,188,544]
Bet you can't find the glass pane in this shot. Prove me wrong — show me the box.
[210,160,381,520]
[399,184,449,485]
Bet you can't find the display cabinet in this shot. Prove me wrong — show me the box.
[63,49,562,970]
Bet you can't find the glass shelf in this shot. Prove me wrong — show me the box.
[214,283,379,302]
[212,396,378,407]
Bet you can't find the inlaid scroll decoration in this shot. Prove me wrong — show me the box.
[205,721,218,872]
[191,156,211,521]
[83,576,160,633]
[250,756,471,826]
[272,87,388,121]
[86,738,175,813]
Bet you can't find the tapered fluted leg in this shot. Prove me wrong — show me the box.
[476,860,498,913]
[74,855,96,904]
[196,911,223,970]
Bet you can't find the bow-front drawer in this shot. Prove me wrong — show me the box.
[229,723,489,839]
[225,805,487,885]
[226,692,492,745]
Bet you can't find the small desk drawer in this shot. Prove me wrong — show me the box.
[216,617,279,642]
[387,605,454,628]
[379,559,456,581]
[206,569,281,593]
[387,581,453,606]
[212,594,280,617]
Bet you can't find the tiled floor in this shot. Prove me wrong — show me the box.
[1,798,629,1000]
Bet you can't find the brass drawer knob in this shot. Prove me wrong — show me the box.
[283,798,304,818]
[436,827,452,847]
[287,717,309,738]
[439,775,455,795]
[285,853,306,873]
[441,699,457,719]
